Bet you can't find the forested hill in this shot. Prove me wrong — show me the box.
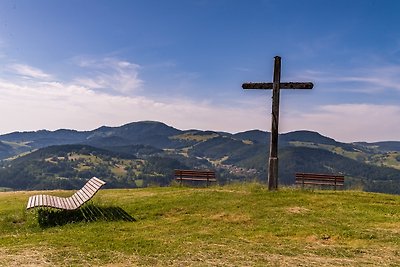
[0,121,399,194]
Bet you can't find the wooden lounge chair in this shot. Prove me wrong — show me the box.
[26,177,106,210]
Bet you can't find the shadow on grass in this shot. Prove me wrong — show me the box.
[37,204,136,228]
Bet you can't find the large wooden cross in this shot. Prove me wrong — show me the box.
[242,56,313,190]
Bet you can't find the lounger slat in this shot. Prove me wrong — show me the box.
[92,177,106,186]
[85,181,99,193]
[41,195,45,207]
[79,185,92,197]
[27,197,31,209]
[26,197,32,209]
[76,190,88,203]
[50,196,57,208]
[42,195,48,206]
[26,197,33,209]
[68,197,76,210]
[71,194,84,206]
[82,186,96,199]
[71,196,79,209]
[65,198,75,210]
[81,186,94,199]
[26,197,31,209]
[47,195,52,207]
[58,198,64,209]
[71,197,79,209]
[63,198,71,210]
[91,177,106,188]
[61,198,68,210]
[34,195,39,207]
[78,188,91,201]
[46,196,52,207]
[30,196,35,208]
[89,178,103,190]
[54,196,61,209]
[69,196,80,207]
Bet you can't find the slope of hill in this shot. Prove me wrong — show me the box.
[355,141,400,152]
[0,120,399,194]
[0,144,190,190]
[233,129,269,144]
[0,141,14,159]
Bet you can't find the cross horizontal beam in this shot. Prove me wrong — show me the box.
[242,82,313,90]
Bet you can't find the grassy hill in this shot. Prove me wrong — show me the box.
[1,184,399,266]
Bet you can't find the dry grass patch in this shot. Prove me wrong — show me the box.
[286,206,310,214]
[0,248,52,267]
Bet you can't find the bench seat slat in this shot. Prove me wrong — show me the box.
[176,177,217,181]
[295,181,344,186]
[297,176,344,180]
[176,175,216,179]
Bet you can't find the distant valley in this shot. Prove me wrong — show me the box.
[0,121,399,194]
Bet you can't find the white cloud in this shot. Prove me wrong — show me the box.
[0,58,399,143]
[0,67,266,135]
[298,63,400,93]
[281,104,400,142]
[9,63,52,80]
[73,57,143,94]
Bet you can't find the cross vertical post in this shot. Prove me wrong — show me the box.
[242,56,313,190]
[269,56,281,190]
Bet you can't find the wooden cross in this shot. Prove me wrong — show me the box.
[242,56,313,190]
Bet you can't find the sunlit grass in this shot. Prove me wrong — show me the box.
[0,184,399,266]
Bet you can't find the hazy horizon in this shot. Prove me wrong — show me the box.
[0,119,398,144]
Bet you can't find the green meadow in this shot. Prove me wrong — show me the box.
[0,184,399,266]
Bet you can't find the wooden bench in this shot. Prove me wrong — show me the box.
[174,169,216,186]
[295,172,344,190]
[26,177,106,210]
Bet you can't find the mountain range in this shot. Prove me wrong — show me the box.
[0,121,399,194]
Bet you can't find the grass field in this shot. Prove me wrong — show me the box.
[0,184,399,266]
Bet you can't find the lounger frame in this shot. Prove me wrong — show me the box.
[26,177,106,210]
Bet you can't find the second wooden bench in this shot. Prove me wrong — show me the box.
[174,169,216,186]
[295,172,344,190]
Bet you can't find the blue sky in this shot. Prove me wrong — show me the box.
[0,0,399,142]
